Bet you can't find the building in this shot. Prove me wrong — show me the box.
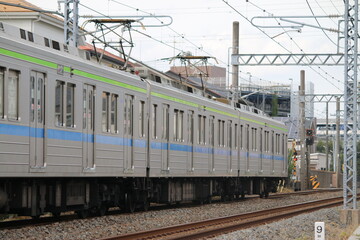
[170,65,227,88]
[0,0,67,43]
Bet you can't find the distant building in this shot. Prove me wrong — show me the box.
[239,85,291,117]
[170,66,226,88]
[0,0,66,43]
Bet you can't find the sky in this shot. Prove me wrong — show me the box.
[26,0,345,118]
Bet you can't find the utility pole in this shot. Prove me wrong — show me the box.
[299,70,307,191]
[340,0,359,226]
[232,21,239,90]
[335,97,341,188]
[64,0,79,47]
[325,102,329,170]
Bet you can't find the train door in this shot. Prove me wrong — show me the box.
[209,116,215,172]
[124,94,134,172]
[188,111,194,171]
[30,71,45,169]
[82,84,95,170]
[161,104,169,172]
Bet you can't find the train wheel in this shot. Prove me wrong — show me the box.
[240,191,245,199]
[77,209,89,219]
[97,205,108,216]
[259,192,264,198]
[125,193,136,213]
[264,191,269,198]
[142,198,150,212]
[220,194,226,202]
[52,212,61,218]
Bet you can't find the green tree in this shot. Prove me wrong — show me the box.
[271,94,278,116]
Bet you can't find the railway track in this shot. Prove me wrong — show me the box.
[0,188,341,230]
[102,195,348,240]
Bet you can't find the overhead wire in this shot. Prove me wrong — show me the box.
[329,0,342,15]
[247,0,343,88]
[78,0,291,86]
[107,0,280,85]
[305,0,339,47]
[225,0,342,90]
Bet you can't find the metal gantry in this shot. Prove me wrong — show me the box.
[343,0,358,210]
[64,0,79,47]
[231,53,344,66]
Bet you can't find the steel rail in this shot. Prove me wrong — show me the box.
[103,195,350,240]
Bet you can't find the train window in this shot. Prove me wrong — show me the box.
[0,67,4,118]
[251,128,257,151]
[271,131,274,154]
[37,75,44,123]
[188,111,194,144]
[174,110,178,141]
[264,131,269,152]
[30,76,35,122]
[198,115,206,144]
[179,111,184,141]
[198,116,201,144]
[228,121,232,148]
[209,116,214,146]
[102,92,109,132]
[152,104,157,139]
[66,83,75,128]
[246,125,250,150]
[218,120,225,147]
[139,101,145,137]
[202,116,206,144]
[162,104,169,140]
[234,124,238,149]
[8,70,19,120]
[110,94,118,133]
[55,80,64,126]
[240,125,243,149]
[174,110,184,141]
[259,128,263,152]
[83,89,86,129]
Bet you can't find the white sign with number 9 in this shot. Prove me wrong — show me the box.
[315,222,325,240]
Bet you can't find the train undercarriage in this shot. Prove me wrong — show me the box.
[0,176,284,218]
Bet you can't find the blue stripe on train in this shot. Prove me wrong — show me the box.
[0,123,285,160]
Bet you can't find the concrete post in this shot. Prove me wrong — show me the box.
[232,22,239,90]
[300,70,307,190]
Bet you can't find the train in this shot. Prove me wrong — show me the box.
[0,21,288,218]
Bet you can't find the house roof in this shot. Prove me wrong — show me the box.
[79,44,135,68]
[0,0,41,12]
[0,0,63,21]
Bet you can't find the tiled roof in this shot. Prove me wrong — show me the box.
[0,0,63,21]
[0,0,42,12]
[79,43,135,68]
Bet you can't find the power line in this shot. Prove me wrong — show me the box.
[226,0,342,90]
[329,0,342,15]
[305,0,339,47]
[78,0,285,86]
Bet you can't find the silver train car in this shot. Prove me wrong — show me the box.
[0,22,288,217]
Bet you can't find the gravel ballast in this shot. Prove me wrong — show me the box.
[0,191,354,240]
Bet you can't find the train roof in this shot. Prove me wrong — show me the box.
[0,20,287,132]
